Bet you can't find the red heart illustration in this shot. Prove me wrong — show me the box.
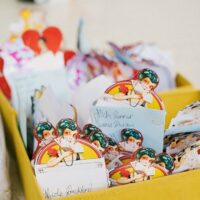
[43,27,62,54]
[22,26,63,54]
[22,30,41,54]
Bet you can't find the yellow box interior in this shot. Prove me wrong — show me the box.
[0,74,200,200]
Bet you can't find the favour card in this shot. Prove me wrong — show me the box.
[35,158,109,199]
[90,102,165,153]
[90,70,166,153]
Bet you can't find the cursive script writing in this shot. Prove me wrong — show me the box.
[44,184,93,199]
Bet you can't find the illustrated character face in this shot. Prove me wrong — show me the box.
[107,144,118,153]
[90,131,107,153]
[140,154,155,167]
[138,68,159,91]
[62,128,78,144]
[57,119,78,138]
[43,128,56,140]
[107,145,119,159]
[157,161,166,168]
[155,154,174,173]
[136,148,156,167]
[92,140,105,153]
[36,122,56,142]
[127,136,141,145]
[121,129,143,153]
[141,77,157,91]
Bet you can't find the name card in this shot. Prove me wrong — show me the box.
[35,158,109,199]
[90,105,166,153]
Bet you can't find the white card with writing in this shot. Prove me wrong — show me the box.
[90,102,166,153]
[35,158,109,199]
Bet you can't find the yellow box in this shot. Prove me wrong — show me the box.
[174,73,193,91]
[0,75,199,200]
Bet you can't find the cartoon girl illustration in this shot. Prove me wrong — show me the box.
[34,121,57,147]
[48,119,84,167]
[155,154,174,174]
[104,138,120,163]
[119,128,143,153]
[131,148,156,181]
[113,68,159,107]
[89,131,108,154]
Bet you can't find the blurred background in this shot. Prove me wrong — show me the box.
[0,0,200,86]
[0,0,200,199]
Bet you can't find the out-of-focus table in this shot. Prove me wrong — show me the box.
[0,0,200,87]
[0,0,200,86]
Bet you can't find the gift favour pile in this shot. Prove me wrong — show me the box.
[0,9,199,199]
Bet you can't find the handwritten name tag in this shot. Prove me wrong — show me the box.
[35,158,109,199]
[90,105,166,153]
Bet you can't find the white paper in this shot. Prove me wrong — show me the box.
[35,158,109,199]
[72,75,113,128]
[33,87,75,127]
[7,67,72,146]
[24,52,64,71]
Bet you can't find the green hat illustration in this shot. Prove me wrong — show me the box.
[138,68,159,85]
[121,128,143,141]
[36,122,53,140]
[136,148,156,160]
[82,124,101,137]
[156,154,174,170]
[57,118,78,136]
[89,131,108,149]
[108,138,117,146]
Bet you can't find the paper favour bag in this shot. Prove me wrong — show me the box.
[33,118,109,199]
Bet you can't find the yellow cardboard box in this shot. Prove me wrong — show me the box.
[0,75,200,200]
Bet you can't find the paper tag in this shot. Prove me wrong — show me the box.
[35,158,109,199]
